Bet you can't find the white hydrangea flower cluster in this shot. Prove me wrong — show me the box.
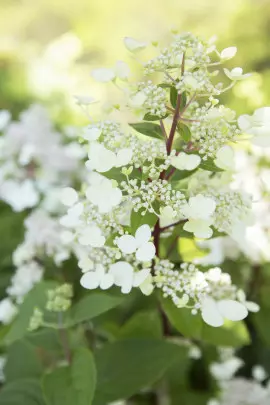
[189,103,240,159]
[144,32,212,75]
[1,31,266,332]
[208,348,270,405]
[131,81,167,118]
[0,104,85,211]
[120,178,186,216]
[154,262,257,326]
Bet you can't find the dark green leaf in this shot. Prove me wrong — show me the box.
[178,123,191,142]
[130,210,157,234]
[129,123,164,140]
[180,91,187,110]
[43,348,96,405]
[64,293,124,327]
[118,310,162,339]
[170,86,178,108]
[143,113,168,121]
[93,339,187,404]
[4,340,43,382]
[200,158,224,172]
[0,378,45,405]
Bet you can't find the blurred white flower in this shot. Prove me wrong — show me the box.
[124,37,147,52]
[252,365,267,382]
[0,298,17,324]
[0,180,39,212]
[85,175,122,213]
[86,142,132,173]
[220,47,237,60]
[0,110,11,131]
[238,107,270,146]
[214,146,235,170]
[224,67,252,81]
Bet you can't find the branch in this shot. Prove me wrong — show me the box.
[160,219,187,232]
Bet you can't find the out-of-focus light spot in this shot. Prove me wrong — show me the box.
[233,75,264,108]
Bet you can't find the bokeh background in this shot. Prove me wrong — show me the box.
[1,0,270,123]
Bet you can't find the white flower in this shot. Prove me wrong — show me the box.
[123,37,147,52]
[78,225,105,247]
[109,261,150,294]
[0,110,11,130]
[252,365,267,382]
[114,61,130,80]
[220,47,237,60]
[60,187,78,207]
[85,175,122,213]
[214,145,234,170]
[182,195,216,238]
[116,224,156,262]
[128,91,147,108]
[0,298,17,324]
[171,152,201,171]
[210,357,243,380]
[82,126,102,141]
[238,107,270,146]
[236,289,260,313]
[7,261,44,303]
[224,67,252,81]
[188,345,202,360]
[201,296,248,327]
[86,142,132,173]
[91,61,130,83]
[60,202,83,228]
[80,265,114,290]
[0,180,39,211]
[91,68,116,82]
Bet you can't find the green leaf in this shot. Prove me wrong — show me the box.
[171,169,197,181]
[43,347,96,405]
[4,340,43,382]
[178,123,191,142]
[0,378,45,405]
[143,113,168,121]
[0,203,25,267]
[118,310,162,339]
[130,210,157,234]
[160,297,250,347]
[170,86,178,108]
[4,281,58,344]
[63,292,124,327]
[93,339,187,404]
[180,91,187,110]
[129,122,164,140]
[200,157,224,172]
[102,167,141,183]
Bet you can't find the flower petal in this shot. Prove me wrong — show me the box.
[135,224,151,245]
[136,242,156,262]
[217,299,248,321]
[80,271,100,289]
[201,297,224,327]
[116,235,137,254]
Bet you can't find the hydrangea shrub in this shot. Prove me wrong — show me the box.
[0,31,270,405]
